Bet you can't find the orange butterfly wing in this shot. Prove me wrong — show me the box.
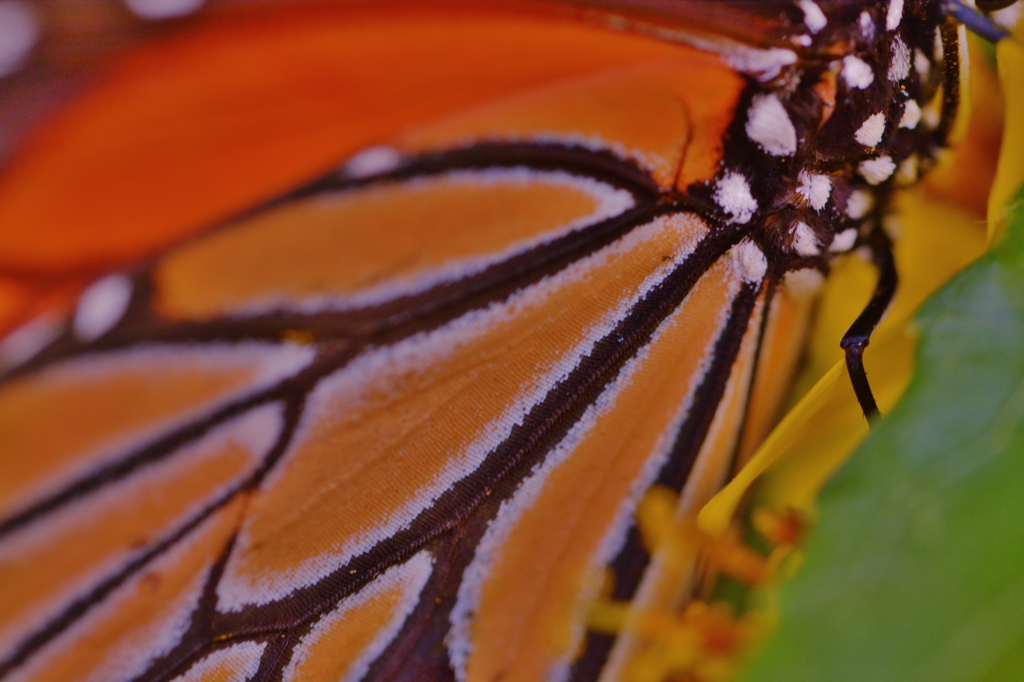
[0,3,869,681]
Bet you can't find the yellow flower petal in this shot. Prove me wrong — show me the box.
[988,38,1024,244]
[700,197,986,535]
[785,252,875,404]
[697,322,916,537]
[887,189,988,321]
[788,165,989,407]
[924,36,1004,218]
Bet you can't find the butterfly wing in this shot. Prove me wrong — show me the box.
[0,4,813,682]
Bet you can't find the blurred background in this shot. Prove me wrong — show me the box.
[0,0,273,167]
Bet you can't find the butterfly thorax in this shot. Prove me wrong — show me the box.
[681,0,950,277]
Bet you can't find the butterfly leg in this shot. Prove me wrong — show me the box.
[840,227,897,422]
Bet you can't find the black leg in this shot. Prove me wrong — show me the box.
[840,227,897,422]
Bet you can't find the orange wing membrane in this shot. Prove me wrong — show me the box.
[0,2,950,681]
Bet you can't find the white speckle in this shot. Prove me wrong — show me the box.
[712,44,799,82]
[730,240,768,282]
[859,11,875,39]
[934,27,944,62]
[714,172,758,224]
[778,68,804,94]
[830,228,858,252]
[914,48,931,79]
[745,93,798,157]
[896,155,918,184]
[792,34,813,47]
[643,26,798,81]
[791,221,820,256]
[0,313,61,370]
[783,268,825,301]
[886,0,904,30]
[845,189,874,219]
[858,155,897,185]
[842,55,875,89]
[0,1,38,78]
[73,274,133,342]
[890,36,911,81]
[124,0,205,19]
[900,99,921,129]
[341,145,403,179]
[797,0,827,34]
[796,170,832,211]
[854,112,887,147]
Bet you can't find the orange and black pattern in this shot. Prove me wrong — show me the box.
[0,2,953,681]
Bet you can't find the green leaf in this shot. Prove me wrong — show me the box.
[742,187,1024,682]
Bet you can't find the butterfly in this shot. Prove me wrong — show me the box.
[0,1,987,680]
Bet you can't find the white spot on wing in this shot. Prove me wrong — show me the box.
[796,0,827,34]
[0,313,62,371]
[790,222,820,256]
[890,36,911,81]
[886,0,904,30]
[124,0,205,19]
[796,170,831,211]
[858,155,896,185]
[716,45,794,80]
[745,93,798,157]
[854,112,886,147]
[845,189,874,219]
[0,1,38,77]
[73,274,133,342]
[730,239,768,282]
[842,55,875,89]
[714,172,758,224]
[859,10,875,39]
[830,228,858,252]
[900,99,921,129]
[642,25,796,81]
[340,145,403,179]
